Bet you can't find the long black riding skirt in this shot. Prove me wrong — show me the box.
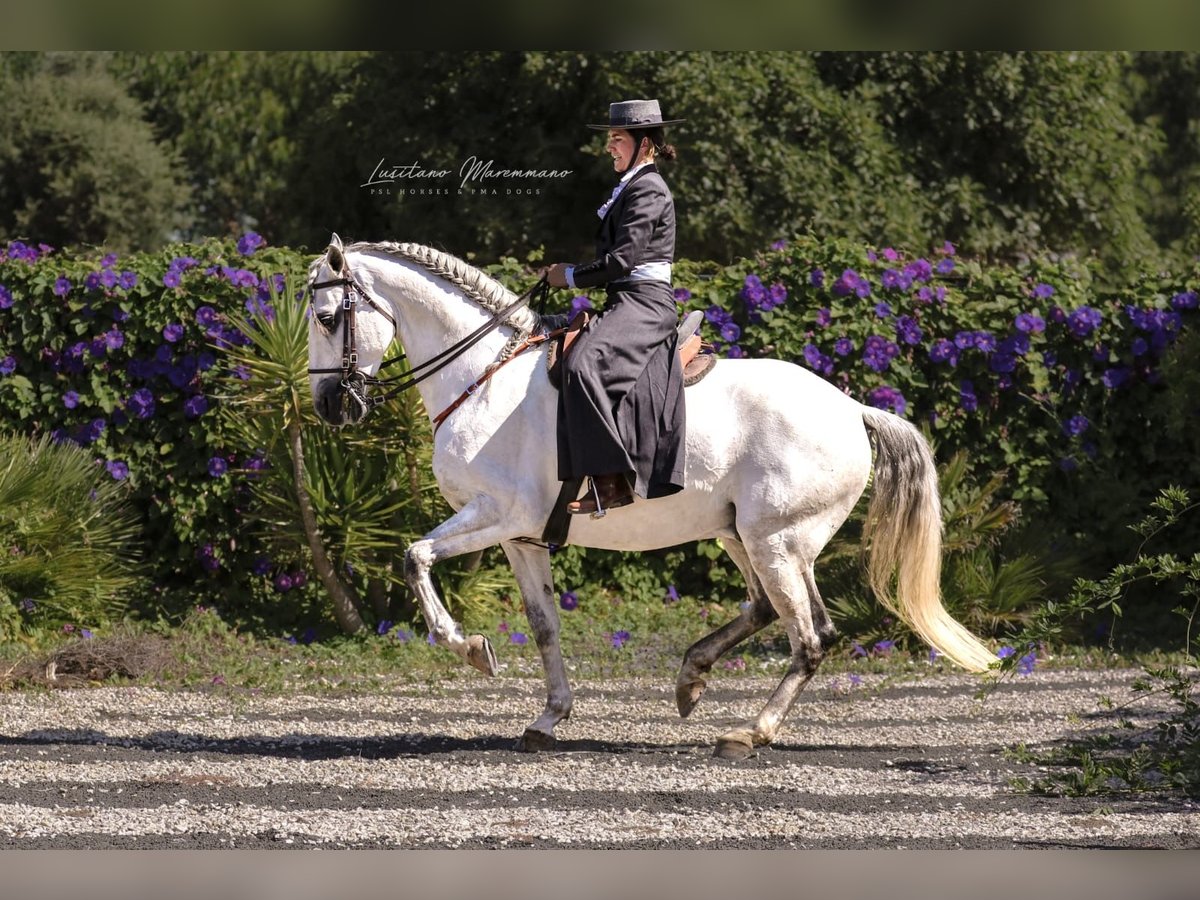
[557,281,686,500]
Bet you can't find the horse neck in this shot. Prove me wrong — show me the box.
[370,258,523,418]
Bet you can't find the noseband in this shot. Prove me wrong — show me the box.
[306,253,549,414]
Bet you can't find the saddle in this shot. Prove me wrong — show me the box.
[546,309,716,389]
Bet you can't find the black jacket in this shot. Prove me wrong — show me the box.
[571,164,676,290]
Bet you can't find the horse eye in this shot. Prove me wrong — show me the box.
[316,312,337,331]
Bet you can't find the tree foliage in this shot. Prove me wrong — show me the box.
[0,53,190,252]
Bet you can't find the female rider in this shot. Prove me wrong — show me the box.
[544,99,687,516]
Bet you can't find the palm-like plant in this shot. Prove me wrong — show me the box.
[217,277,511,634]
[0,433,141,639]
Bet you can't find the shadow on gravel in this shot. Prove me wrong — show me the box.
[0,729,698,759]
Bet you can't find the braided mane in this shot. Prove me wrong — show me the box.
[346,241,541,360]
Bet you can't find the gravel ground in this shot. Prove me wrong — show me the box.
[0,667,1196,849]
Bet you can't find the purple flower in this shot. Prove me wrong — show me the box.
[208,456,228,477]
[850,642,867,658]
[740,274,767,310]
[665,584,680,604]
[803,344,823,368]
[1067,306,1103,339]
[118,271,138,290]
[163,323,184,343]
[881,269,913,292]
[1131,337,1148,357]
[874,302,892,318]
[99,269,117,289]
[100,253,118,269]
[104,328,124,351]
[84,272,101,291]
[959,380,978,412]
[833,337,855,357]
[997,646,1016,659]
[274,573,294,593]
[510,632,528,645]
[1063,414,1090,437]
[771,239,787,251]
[163,269,181,288]
[768,282,787,308]
[810,268,825,288]
[881,247,899,261]
[673,287,691,303]
[559,591,579,611]
[814,307,832,328]
[867,385,907,416]
[720,321,741,343]
[195,306,218,327]
[974,331,997,353]
[1031,283,1056,299]
[183,395,209,419]
[895,315,923,345]
[52,277,71,297]
[904,259,932,283]
[928,648,940,663]
[127,388,156,419]
[953,330,976,350]
[704,305,732,327]
[609,630,631,649]
[726,344,746,358]
[1017,651,1037,676]
[0,356,16,376]
[106,460,128,480]
[569,295,593,319]
[252,556,273,576]
[929,339,958,365]
[1102,367,1131,390]
[86,418,106,442]
[848,673,864,688]
[1014,312,1046,334]
[935,257,955,275]
[376,619,394,636]
[832,268,871,299]
[1171,291,1198,311]
[237,232,265,255]
[939,241,956,256]
[63,390,80,409]
[873,639,895,656]
[0,285,11,308]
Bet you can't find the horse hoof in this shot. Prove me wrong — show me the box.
[466,633,498,676]
[516,728,557,753]
[713,732,755,761]
[676,680,706,718]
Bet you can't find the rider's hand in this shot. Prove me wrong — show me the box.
[542,263,570,288]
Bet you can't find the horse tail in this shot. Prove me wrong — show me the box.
[860,407,994,673]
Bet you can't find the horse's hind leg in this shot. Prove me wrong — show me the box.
[676,537,777,718]
[714,530,827,761]
[501,540,573,752]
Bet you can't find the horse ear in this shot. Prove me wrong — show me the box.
[327,233,345,271]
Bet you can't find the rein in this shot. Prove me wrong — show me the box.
[307,258,553,423]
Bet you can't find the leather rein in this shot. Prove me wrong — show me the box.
[306,260,557,430]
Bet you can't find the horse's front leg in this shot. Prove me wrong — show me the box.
[404,497,522,676]
[501,540,572,752]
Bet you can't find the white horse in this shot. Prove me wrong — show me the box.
[306,235,995,759]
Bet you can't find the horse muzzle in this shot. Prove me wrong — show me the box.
[314,375,370,426]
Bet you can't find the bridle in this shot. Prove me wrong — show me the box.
[306,252,551,420]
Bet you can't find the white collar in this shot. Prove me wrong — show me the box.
[597,161,653,219]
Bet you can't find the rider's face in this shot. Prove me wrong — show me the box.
[606,129,643,172]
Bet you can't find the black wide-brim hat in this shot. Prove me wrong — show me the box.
[586,99,685,130]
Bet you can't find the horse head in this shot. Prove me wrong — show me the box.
[306,233,398,426]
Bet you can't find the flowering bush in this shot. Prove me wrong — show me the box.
[0,236,311,625]
[673,235,1200,518]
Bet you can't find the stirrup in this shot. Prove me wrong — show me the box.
[588,476,608,520]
